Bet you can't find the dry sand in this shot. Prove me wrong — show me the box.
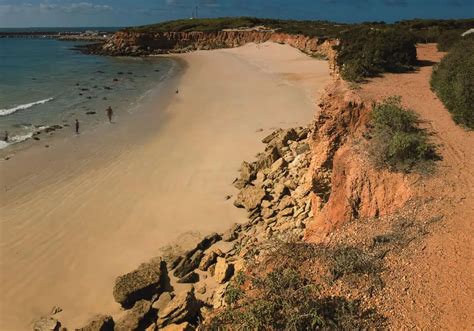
[0,42,330,330]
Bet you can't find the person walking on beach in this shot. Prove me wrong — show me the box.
[3,131,8,142]
[106,106,113,123]
[75,119,80,134]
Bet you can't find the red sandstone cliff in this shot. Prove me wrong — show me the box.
[91,28,410,237]
[87,30,339,75]
[304,80,412,241]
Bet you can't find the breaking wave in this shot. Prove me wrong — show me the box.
[0,98,54,116]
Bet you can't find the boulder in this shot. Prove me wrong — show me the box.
[152,292,173,312]
[296,142,310,155]
[157,287,200,327]
[266,128,298,154]
[160,322,195,331]
[198,250,218,271]
[255,146,280,170]
[273,183,289,200]
[278,207,294,217]
[239,161,257,183]
[196,233,221,251]
[212,283,228,309]
[233,258,246,274]
[234,186,266,211]
[33,317,60,331]
[278,196,294,210]
[115,300,153,331]
[173,250,203,278]
[77,315,114,331]
[295,127,309,140]
[214,258,234,284]
[270,158,287,176]
[261,207,276,219]
[113,258,166,308]
[177,271,199,284]
[50,306,62,315]
[262,130,280,144]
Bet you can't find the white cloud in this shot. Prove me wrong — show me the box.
[39,1,113,14]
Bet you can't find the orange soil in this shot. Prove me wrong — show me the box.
[358,44,474,329]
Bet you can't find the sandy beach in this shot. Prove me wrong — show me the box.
[0,42,330,330]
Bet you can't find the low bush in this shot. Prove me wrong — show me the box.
[208,265,382,330]
[336,27,417,82]
[431,38,474,129]
[368,96,437,172]
[436,29,466,51]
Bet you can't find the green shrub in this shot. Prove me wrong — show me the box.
[336,27,417,82]
[207,265,382,330]
[436,30,465,51]
[224,271,246,305]
[431,38,474,129]
[210,267,323,330]
[330,246,381,280]
[368,96,437,172]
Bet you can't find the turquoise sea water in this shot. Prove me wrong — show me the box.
[0,37,175,149]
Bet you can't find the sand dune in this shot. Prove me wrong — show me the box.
[0,42,330,330]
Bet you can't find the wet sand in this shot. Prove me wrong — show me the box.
[0,42,330,330]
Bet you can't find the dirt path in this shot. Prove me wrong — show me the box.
[359,44,474,329]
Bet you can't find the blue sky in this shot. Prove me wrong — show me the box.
[0,0,472,28]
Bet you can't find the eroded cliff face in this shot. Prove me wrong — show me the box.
[89,28,408,238]
[304,80,412,241]
[86,30,339,75]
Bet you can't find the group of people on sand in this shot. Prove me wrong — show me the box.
[2,106,115,143]
[75,106,114,134]
[3,88,183,141]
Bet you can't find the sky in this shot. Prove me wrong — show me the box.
[0,0,473,28]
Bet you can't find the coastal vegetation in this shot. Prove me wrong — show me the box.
[431,37,474,129]
[335,28,417,82]
[126,17,473,38]
[124,17,472,82]
[368,97,437,172]
[209,241,384,330]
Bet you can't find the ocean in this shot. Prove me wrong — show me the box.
[0,36,176,150]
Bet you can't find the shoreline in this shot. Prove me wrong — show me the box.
[0,57,182,160]
[0,42,330,330]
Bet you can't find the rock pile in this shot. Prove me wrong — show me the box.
[35,127,314,331]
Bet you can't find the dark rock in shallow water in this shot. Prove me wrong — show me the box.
[33,137,40,141]
[77,314,114,331]
[113,78,119,82]
[113,258,166,308]
[86,111,96,115]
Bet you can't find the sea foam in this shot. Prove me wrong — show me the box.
[0,98,54,116]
